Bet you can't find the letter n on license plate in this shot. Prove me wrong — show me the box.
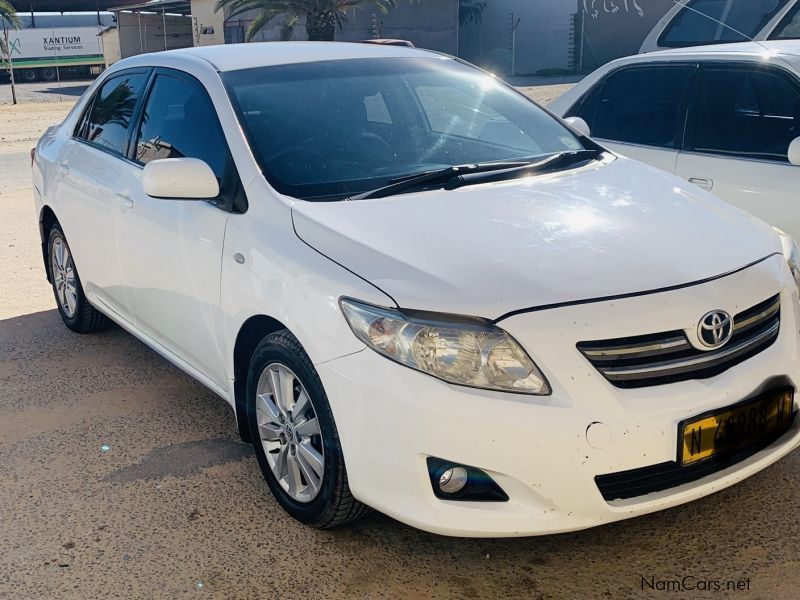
[680,388,795,466]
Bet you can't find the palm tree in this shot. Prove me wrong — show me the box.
[215,0,415,42]
[0,1,19,28]
[0,1,20,72]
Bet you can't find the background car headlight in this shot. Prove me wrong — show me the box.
[774,227,800,291]
[340,299,551,395]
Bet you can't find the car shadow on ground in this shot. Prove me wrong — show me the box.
[34,83,91,97]
[1,309,798,597]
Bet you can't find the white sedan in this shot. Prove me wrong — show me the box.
[33,42,800,537]
[550,40,800,239]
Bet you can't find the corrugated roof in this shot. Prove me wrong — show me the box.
[10,1,133,11]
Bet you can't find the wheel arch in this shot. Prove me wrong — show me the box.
[39,205,59,283]
[232,314,291,442]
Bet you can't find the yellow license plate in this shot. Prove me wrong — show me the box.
[680,388,795,466]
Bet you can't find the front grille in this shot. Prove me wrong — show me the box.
[595,416,794,501]
[577,295,780,388]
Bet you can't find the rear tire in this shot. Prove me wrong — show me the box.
[20,69,37,83]
[40,68,56,82]
[246,329,370,528]
[47,224,108,333]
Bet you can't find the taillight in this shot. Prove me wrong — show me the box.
[30,147,35,167]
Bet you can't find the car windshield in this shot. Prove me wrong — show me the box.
[223,57,585,200]
[659,0,791,47]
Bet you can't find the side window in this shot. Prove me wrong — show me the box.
[569,66,695,149]
[688,66,800,161]
[659,0,789,47]
[134,74,229,182]
[771,3,800,38]
[78,72,149,155]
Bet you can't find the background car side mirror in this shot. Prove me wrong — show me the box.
[564,116,591,138]
[142,158,220,199]
[789,137,800,166]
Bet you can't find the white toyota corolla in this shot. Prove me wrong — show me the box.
[32,42,800,537]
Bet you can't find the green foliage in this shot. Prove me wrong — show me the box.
[215,0,416,42]
[0,1,20,29]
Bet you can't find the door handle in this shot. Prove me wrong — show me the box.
[688,177,713,191]
[56,161,69,175]
[115,192,134,209]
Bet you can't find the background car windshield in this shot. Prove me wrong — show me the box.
[223,57,584,200]
[659,0,790,47]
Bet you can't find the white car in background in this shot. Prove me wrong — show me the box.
[32,42,800,537]
[551,40,800,239]
[640,0,800,54]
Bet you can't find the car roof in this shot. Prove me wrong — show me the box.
[137,41,443,72]
[640,39,800,61]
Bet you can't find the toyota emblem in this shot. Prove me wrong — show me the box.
[697,310,733,349]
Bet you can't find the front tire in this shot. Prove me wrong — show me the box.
[246,330,370,528]
[47,224,108,333]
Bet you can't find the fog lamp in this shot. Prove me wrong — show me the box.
[439,467,469,494]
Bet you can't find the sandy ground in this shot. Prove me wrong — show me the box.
[2,95,800,599]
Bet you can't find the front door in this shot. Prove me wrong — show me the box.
[566,63,698,174]
[113,70,238,389]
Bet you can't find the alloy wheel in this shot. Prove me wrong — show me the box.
[51,236,78,318]
[255,363,325,503]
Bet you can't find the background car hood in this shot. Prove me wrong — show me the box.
[291,157,780,320]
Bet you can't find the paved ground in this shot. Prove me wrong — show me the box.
[0,80,93,105]
[2,91,800,600]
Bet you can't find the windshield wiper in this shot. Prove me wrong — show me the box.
[349,159,537,200]
[349,151,603,200]
[444,149,603,191]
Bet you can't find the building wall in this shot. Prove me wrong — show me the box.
[224,1,459,54]
[100,29,121,66]
[579,0,675,71]
[191,0,225,46]
[115,11,193,59]
[459,0,578,76]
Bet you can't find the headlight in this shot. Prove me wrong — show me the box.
[774,227,800,290]
[340,298,551,395]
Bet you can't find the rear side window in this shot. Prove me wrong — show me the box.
[771,2,800,38]
[687,65,800,162]
[134,73,230,181]
[568,65,695,149]
[76,71,149,156]
[660,0,789,47]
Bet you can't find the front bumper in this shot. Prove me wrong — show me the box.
[317,255,800,537]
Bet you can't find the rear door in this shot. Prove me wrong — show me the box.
[113,69,240,389]
[565,63,697,173]
[676,62,800,237]
[53,68,150,320]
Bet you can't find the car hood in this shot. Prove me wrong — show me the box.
[291,157,780,320]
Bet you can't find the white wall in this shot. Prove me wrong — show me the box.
[191,0,225,46]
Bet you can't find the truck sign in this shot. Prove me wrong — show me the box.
[5,27,104,73]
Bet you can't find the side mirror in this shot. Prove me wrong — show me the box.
[564,116,591,138]
[142,158,219,199]
[789,137,800,166]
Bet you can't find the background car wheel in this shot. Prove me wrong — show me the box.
[39,68,57,82]
[47,224,108,333]
[246,329,370,528]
